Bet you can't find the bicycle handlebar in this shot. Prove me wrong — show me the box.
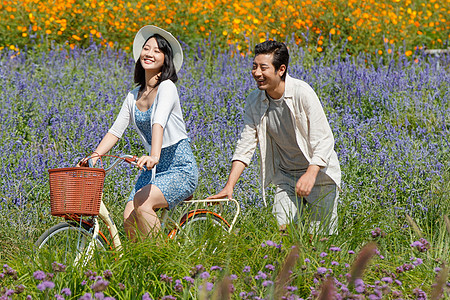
[86,154,138,174]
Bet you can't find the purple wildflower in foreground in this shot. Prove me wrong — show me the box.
[160,274,173,283]
[413,258,423,266]
[348,250,355,254]
[255,271,268,280]
[174,279,183,292]
[37,281,55,291]
[183,276,195,285]
[103,269,113,279]
[320,252,327,257]
[410,238,430,252]
[317,267,327,275]
[142,293,153,300]
[51,262,66,273]
[199,282,214,291]
[329,246,341,252]
[91,279,109,292]
[331,261,339,266]
[230,274,238,280]
[412,288,427,299]
[95,292,105,300]
[381,277,393,284]
[61,288,71,296]
[199,271,210,279]
[243,266,251,273]
[33,270,46,281]
[262,280,274,287]
[265,264,275,271]
[55,294,64,300]
[210,266,222,271]
[304,258,310,263]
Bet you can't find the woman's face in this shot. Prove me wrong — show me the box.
[140,37,165,72]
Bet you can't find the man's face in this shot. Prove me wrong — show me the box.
[251,54,285,92]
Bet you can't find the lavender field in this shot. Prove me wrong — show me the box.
[0,43,449,299]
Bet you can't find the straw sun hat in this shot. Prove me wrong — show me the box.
[133,25,183,73]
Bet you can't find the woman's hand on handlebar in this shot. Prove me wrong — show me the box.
[76,153,100,167]
[136,155,159,170]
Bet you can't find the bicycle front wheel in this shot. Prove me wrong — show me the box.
[35,222,107,265]
[173,211,230,251]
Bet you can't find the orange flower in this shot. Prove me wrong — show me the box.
[405,50,412,56]
[317,46,323,52]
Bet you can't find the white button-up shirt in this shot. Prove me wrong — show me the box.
[232,74,341,201]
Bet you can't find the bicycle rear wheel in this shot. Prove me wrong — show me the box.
[35,221,107,265]
[172,211,230,251]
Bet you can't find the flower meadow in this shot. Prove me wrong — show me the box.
[1,0,449,55]
[0,39,449,298]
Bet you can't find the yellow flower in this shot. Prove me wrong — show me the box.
[222,30,228,36]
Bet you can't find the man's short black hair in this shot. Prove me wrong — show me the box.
[254,40,289,80]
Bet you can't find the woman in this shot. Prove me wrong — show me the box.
[84,25,198,241]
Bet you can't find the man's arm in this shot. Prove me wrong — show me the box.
[207,160,247,199]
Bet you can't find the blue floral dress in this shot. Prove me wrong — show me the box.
[127,103,198,209]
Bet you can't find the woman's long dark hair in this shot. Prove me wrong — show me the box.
[134,33,178,90]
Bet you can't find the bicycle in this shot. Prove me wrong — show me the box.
[35,154,240,265]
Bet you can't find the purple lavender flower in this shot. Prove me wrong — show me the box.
[265,264,275,271]
[413,258,423,266]
[91,280,109,292]
[103,270,113,279]
[142,293,153,300]
[255,271,268,280]
[15,284,25,294]
[160,274,173,283]
[412,288,427,299]
[33,270,46,281]
[37,281,55,291]
[265,240,276,247]
[331,261,339,266]
[79,293,93,300]
[410,238,430,252]
[210,266,223,271]
[329,246,341,252]
[174,279,183,292]
[317,267,327,275]
[262,280,274,287]
[381,277,393,284]
[394,279,402,286]
[183,276,195,285]
[199,282,214,291]
[51,262,66,273]
[61,288,72,296]
[243,266,251,273]
[304,258,310,263]
[199,271,210,279]
[320,252,328,257]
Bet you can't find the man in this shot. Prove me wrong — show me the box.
[209,40,341,234]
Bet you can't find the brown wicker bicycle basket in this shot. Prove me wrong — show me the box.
[48,167,105,216]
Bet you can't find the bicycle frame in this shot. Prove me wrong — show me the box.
[78,154,240,254]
